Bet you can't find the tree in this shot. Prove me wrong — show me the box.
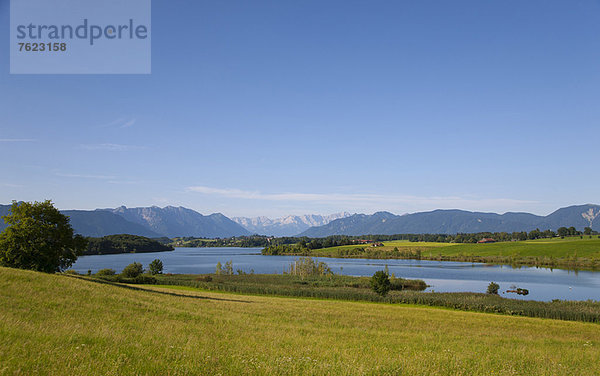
[215,261,222,275]
[0,200,87,273]
[224,260,234,275]
[487,282,500,295]
[121,262,143,278]
[148,259,163,275]
[370,270,391,296]
[584,227,592,236]
[557,227,568,238]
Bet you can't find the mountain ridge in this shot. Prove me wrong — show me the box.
[1,203,599,238]
[232,212,351,236]
[100,205,250,238]
[299,204,600,237]
[0,204,250,238]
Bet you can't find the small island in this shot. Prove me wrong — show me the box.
[84,234,174,255]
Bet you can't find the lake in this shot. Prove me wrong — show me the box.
[72,247,600,302]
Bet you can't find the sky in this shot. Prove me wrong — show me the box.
[1,0,599,218]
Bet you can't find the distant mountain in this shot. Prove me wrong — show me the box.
[63,210,161,238]
[0,204,159,238]
[1,204,251,238]
[232,212,351,236]
[299,204,600,237]
[3,203,599,239]
[103,206,251,238]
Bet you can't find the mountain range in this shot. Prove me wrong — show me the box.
[0,204,250,238]
[299,204,600,237]
[1,203,598,238]
[232,212,351,237]
[101,206,250,238]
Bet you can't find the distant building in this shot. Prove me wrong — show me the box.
[477,238,496,244]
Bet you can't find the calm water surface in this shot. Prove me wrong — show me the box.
[72,247,600,302]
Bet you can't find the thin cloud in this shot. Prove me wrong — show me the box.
[186,185,537,212]
[0,138,36,142]
[78,143,145,151]
[56,173,116,180]
[98,117,136,128]
[121,119,136,128]
[0,183,24,188]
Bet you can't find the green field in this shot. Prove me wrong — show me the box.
[287,237,600,269]
[2,267,600,375]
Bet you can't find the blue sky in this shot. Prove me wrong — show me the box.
[1,0,599,217]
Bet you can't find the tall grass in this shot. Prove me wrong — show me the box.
[149,273,600,324]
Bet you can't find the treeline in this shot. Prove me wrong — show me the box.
[173,227,597,251]
[171,235,280,248]
[85,234,174,255]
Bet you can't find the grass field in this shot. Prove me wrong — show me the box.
[2,267,600,375]
[287,237,600,269]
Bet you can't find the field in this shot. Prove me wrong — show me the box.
[2,267,600,375]
[286,237,600,269]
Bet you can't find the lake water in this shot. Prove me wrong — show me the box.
[72,247,600,302]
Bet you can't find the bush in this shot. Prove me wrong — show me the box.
[148,259,163,275]
[487,282,500,295]
[370,270,391,296]
[63,269,79,275]
[132,274,157,284]
[121,262,143,278]
[96,268,116,276]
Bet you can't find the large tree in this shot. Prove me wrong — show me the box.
[0,200,87,273]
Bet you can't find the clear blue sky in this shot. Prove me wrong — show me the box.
[1,0,599,217]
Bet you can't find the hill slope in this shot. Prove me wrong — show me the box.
[300,204,600,237]
[1,267,599,375]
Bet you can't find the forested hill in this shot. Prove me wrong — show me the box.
[299,204,600,237]
[84,234,174,255]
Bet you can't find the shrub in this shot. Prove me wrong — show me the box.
[133,274,157,284]
[287,257,332,277]
[96,268,116,276]
[121,262,143,278]
[370,270,391,296]
[63,269,79,275]
[148,259,163,275]
[487,282,500,295]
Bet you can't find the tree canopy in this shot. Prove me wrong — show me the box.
[0,200,87,273]
[85,234,174,255]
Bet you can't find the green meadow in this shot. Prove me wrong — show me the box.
[2,267,600,375]
[287,237,600,269]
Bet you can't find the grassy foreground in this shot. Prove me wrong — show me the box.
[1,267,600,375]
[276,237,600,270]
